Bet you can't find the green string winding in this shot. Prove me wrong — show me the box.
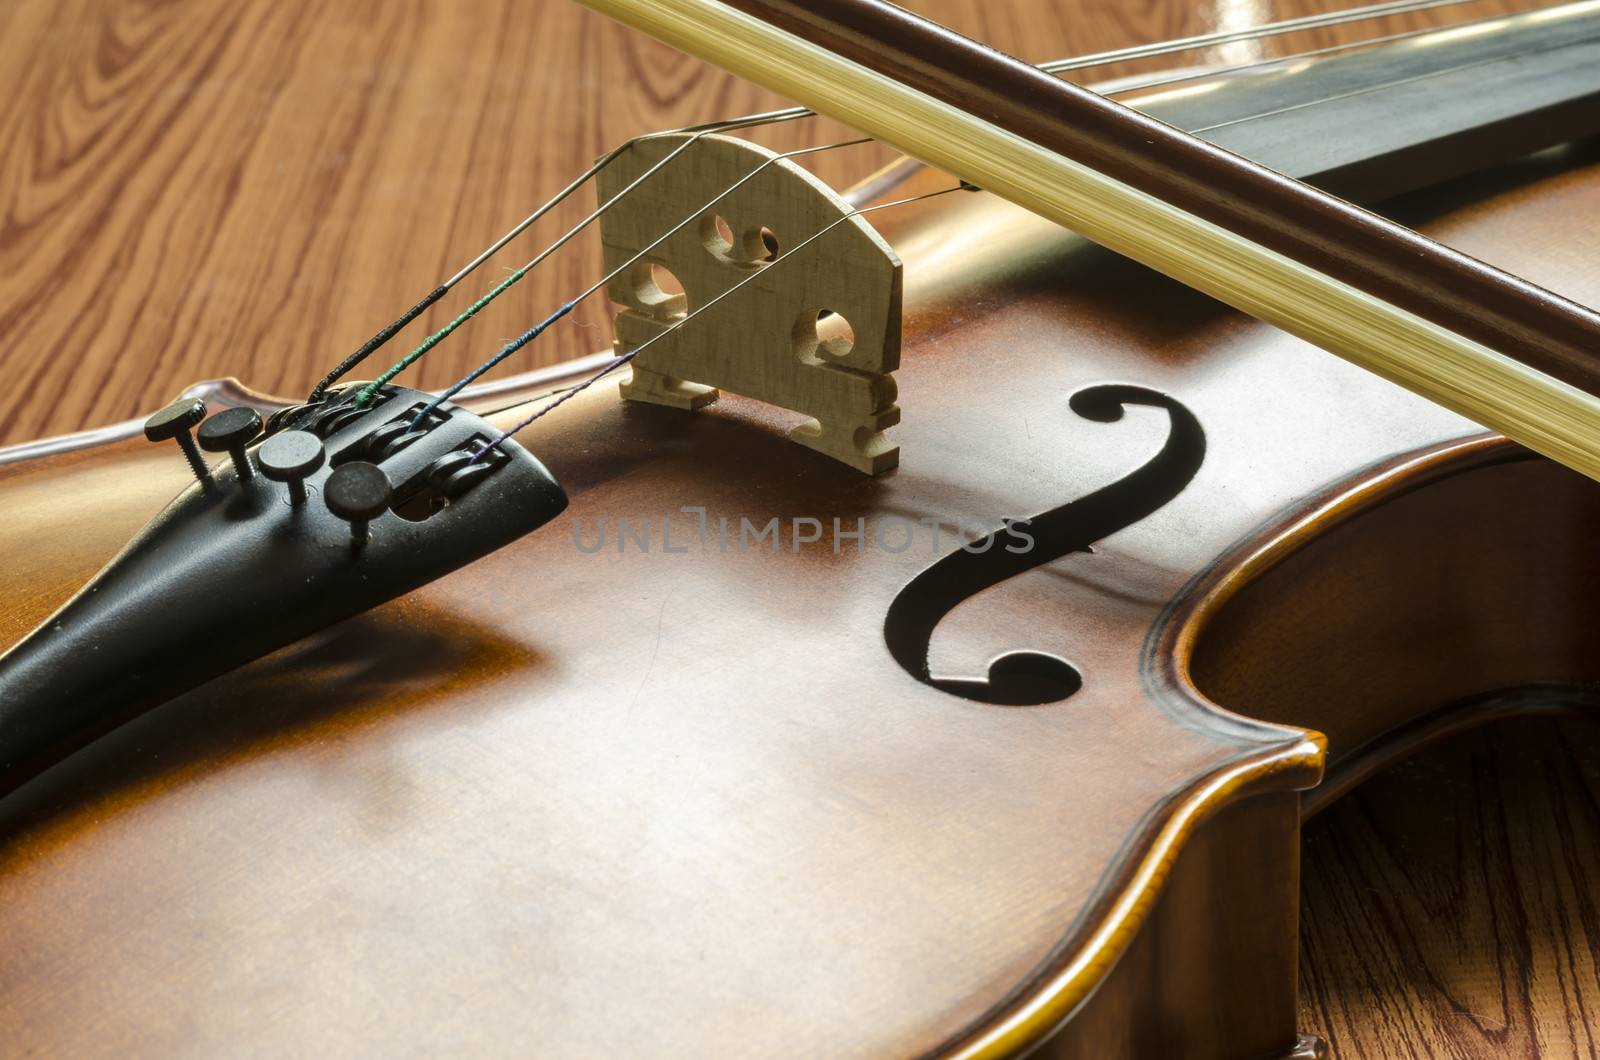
[353,265,530,407]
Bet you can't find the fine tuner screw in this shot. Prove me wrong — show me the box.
[257,430,326,507]
[197,406,263,483]
[143,397,213,489]
[324,461,391,550]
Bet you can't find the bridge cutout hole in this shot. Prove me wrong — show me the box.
[749,225,779,262]
[627,261,687,317]
[700,213,735,258]
[793,308,856,364]
[700,214,779,266]
[650,264,684,298]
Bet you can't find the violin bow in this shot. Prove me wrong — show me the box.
[574,0,1600,481]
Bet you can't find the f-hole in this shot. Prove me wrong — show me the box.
[883,383,1206,706]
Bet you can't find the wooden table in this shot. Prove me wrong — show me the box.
[0,0,1523,446]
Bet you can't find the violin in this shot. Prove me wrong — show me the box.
[2,0,1598,1055]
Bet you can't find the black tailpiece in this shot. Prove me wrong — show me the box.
[0,384,567,794]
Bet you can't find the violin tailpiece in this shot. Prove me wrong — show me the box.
[599,133,904,475]
[0,386,568,795]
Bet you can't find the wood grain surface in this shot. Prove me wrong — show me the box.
[0,0,1521,446]
[1301,720,1600,1058]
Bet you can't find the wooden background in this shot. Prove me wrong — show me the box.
[0,0,1521,447]
[1303,720,1600,1059]
[1,1,1593,1056]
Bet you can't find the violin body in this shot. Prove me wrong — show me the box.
[4,131,1598,1054]
[4,1,1600,1056]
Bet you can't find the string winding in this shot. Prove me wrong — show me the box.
[308,285,447,404]
[353,267,530,406]
[406,137,871,428]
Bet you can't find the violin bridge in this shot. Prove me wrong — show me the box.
[598,133,903,475]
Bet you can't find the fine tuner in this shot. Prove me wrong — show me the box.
[196,405,262,483]
[256,428,326,508]
[0,385,567,793]
[150,396,395,552]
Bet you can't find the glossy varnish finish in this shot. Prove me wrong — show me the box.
[3,141,1599,1059]
[2,1,1599,1056]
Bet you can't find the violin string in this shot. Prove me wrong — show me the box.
[402,137,873,427]
[468,184,970,461]
[458,0,1553,452]
[308,108,818,405]
[308,284,448,405]
[305,0,1483,401]
[1035,0,1477,75]
[364,0,1513,409]
[1098,11,1519,101]
[349,110,840,410]
[1189,20,1596,136]
[452,0,1584,462]
[447,21,1481,424]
